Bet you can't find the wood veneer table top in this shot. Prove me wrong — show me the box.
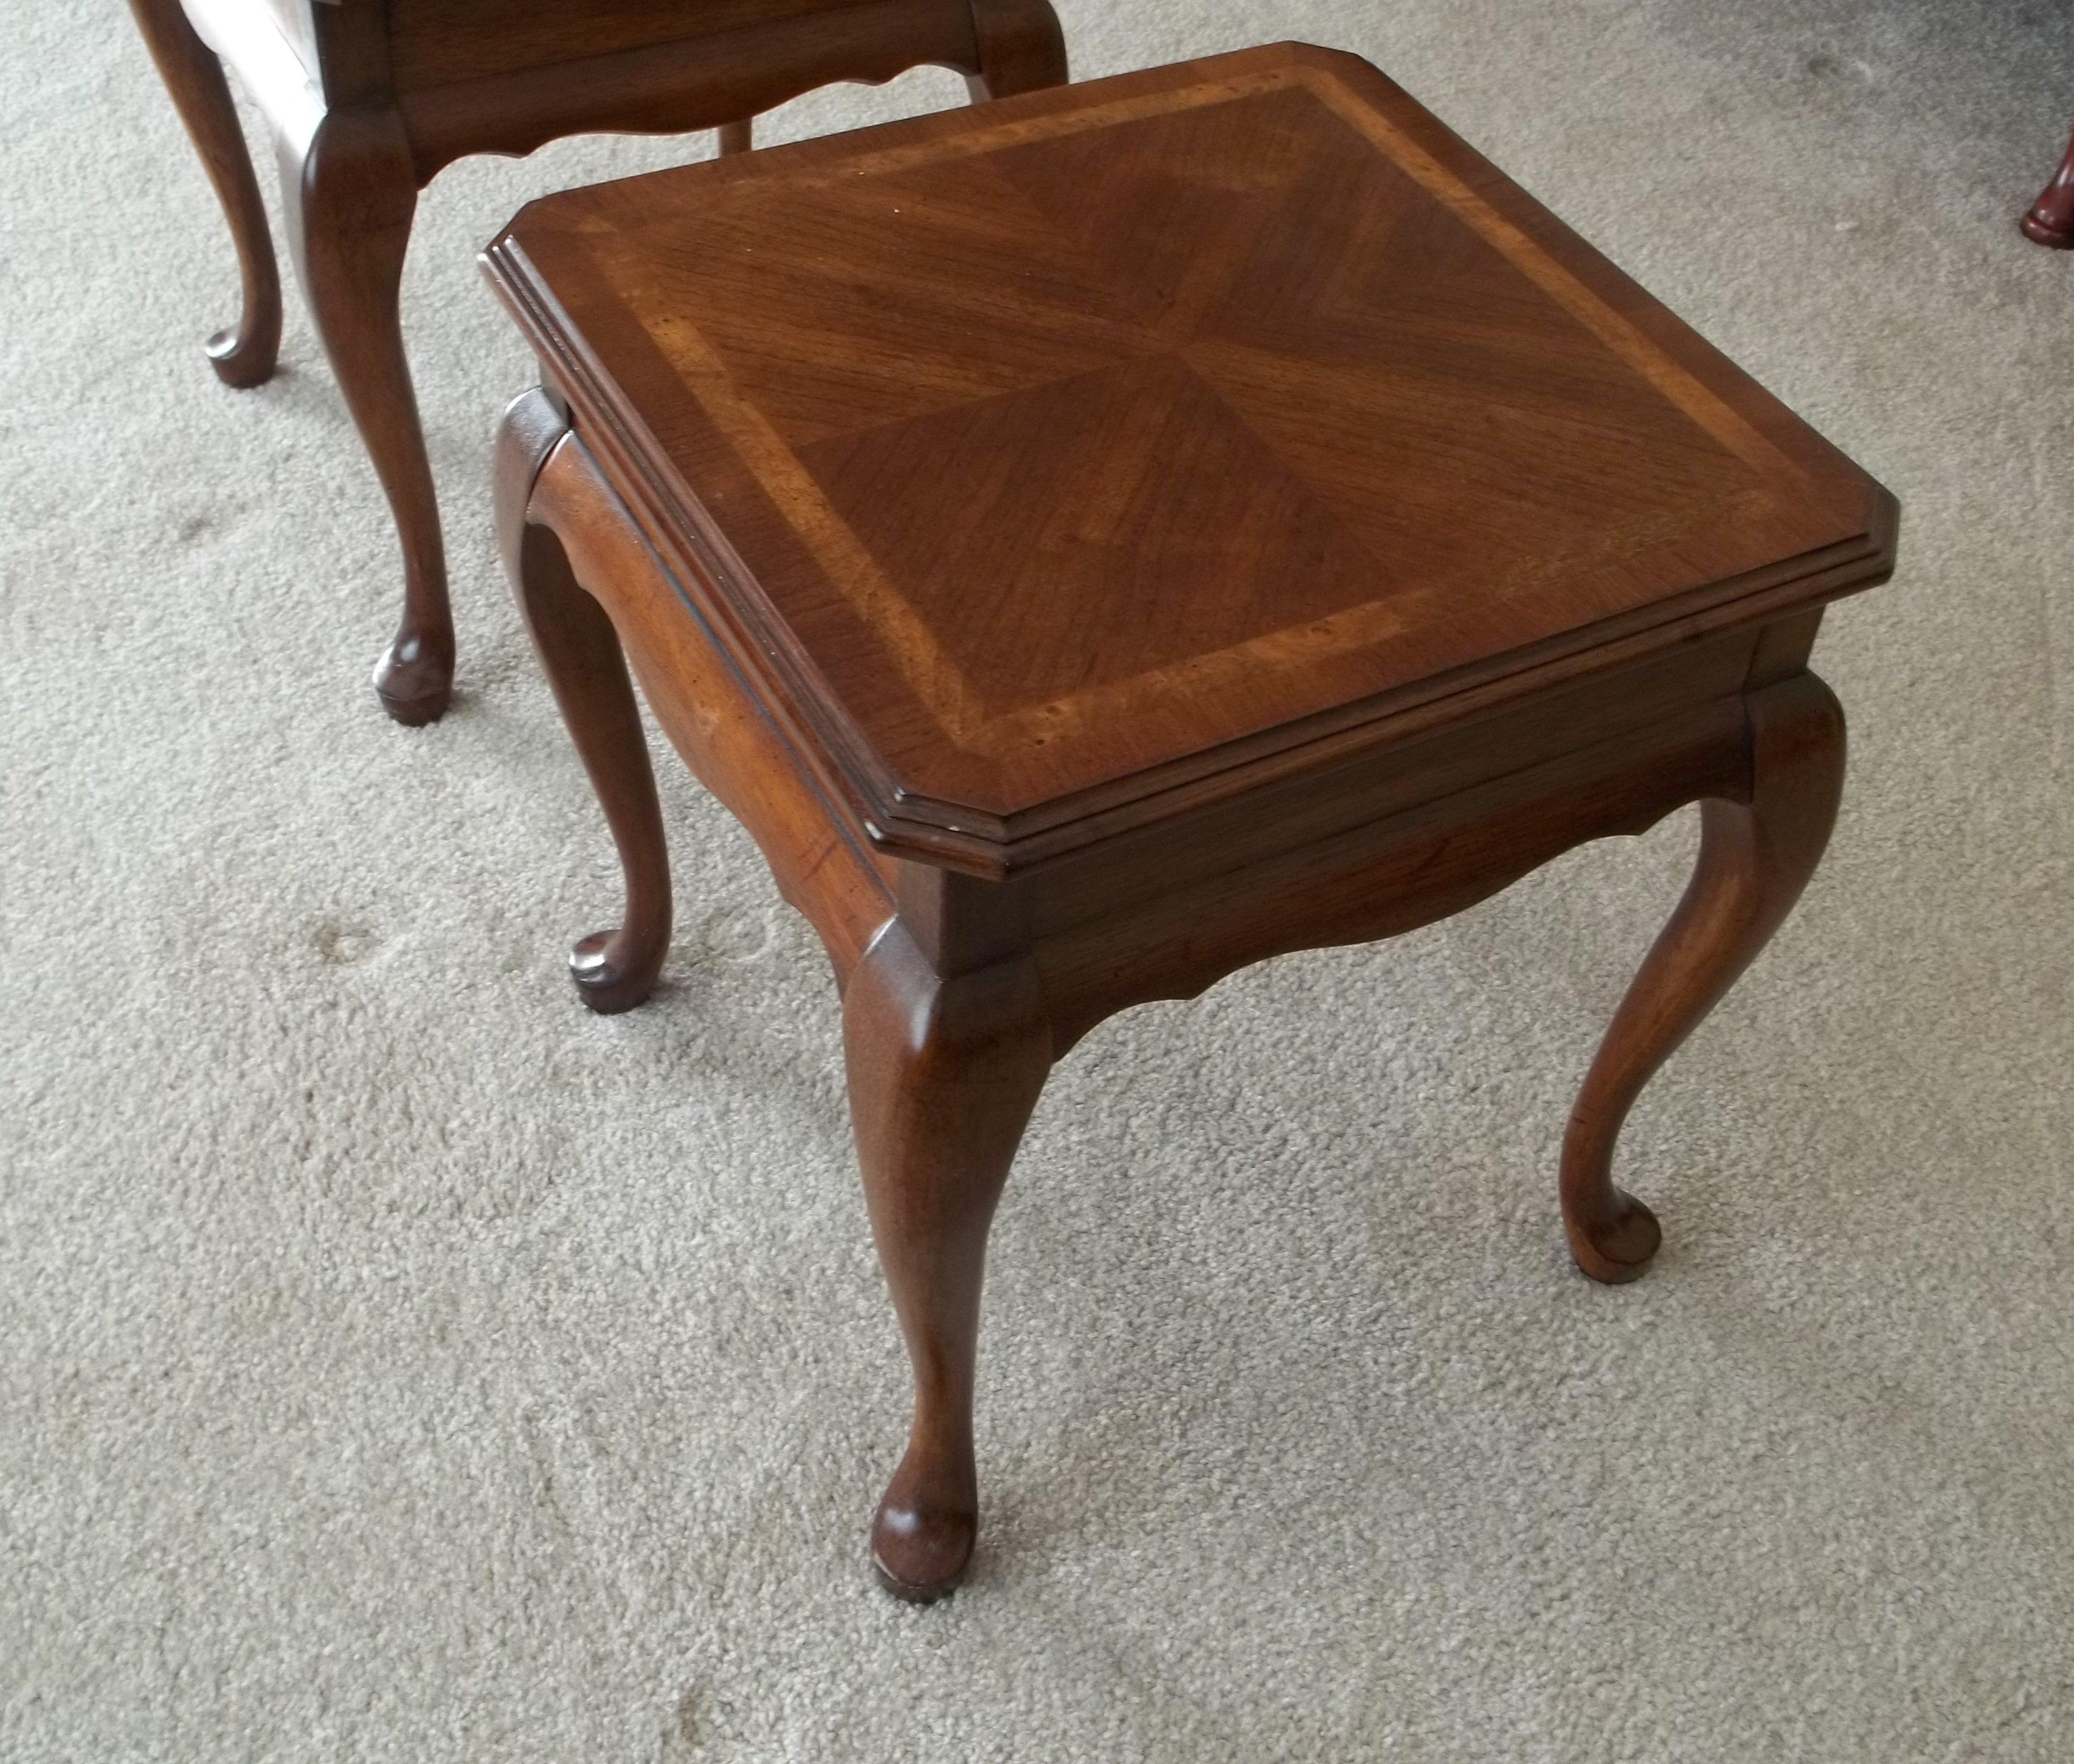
[484,43,1894,862]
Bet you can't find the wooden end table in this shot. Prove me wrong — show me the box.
[481,44,1897,1602]
[128,0,1066,724]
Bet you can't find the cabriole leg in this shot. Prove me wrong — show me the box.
[128,0,282,387]
[282,110,453,724]
[843,922,1051,1602]
[1560,672,1847,1282]
[495,391,672,1013]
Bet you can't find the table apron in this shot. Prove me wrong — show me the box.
[1029,691,1752,1055]
[396,0,986,180]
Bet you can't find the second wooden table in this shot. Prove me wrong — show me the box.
[129,0,1067,722]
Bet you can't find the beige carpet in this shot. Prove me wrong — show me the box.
[5,1,2073,1757]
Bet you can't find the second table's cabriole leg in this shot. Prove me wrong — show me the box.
[965,0,1069,99]
[128,0,282,388]
[281,110,454,727]
[842,922,1052,1604]
[494,393,672,1013]
[1560,671,1847,1283]
[717,118,753,156]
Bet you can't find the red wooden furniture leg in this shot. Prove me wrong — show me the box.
[2021,119,2074,248]
[1560,675,1845,1283]
[126,0,281,387]
[843,924,1052,1603]
[279,110,454,726]
[496,392,672,1015]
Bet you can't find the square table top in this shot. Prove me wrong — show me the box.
[484,43,1894,863]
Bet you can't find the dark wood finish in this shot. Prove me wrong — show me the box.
[132,0,1070,724]
[1560,664,1844,1281]
[962,0,1067,102]
[506,412,895,984]
[281,103,453,722]
[391,0,1038,177]
[128,0,282,388]
[2022,118,2074,248]
[390,0,864,90]
[844,920,1050,1601]
[489,46,1888,869]
[498,391,675,1011]
[485,45,1899,1601]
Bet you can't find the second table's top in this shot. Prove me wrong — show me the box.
[486,44,1893,865]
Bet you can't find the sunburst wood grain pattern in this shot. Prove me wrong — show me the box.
[488,45,1890,861]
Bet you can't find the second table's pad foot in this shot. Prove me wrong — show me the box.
[2021,119,2074,247]
[568,929,662,1015]
[2020,210,2074,248]
[1564,1190,1663,1285]
[204,317,280,390]
[870,1491,977,1605]
[372,635,453,727]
